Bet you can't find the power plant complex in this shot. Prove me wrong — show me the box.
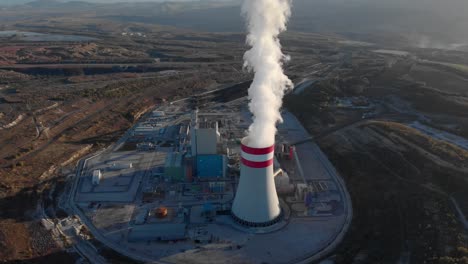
[70,95,351,263]
[68,0,353,252]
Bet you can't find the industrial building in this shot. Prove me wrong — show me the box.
[137,142,155,151]
[190,110,220,156]
[132,126,161,137]
[151,110,165,117]
[128,224,186,242]
[193,121,219,155]
[196,154,227,179]
[108,162,132,170]
[164,152,184,182]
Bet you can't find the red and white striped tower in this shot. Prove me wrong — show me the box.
[231,138,281,226]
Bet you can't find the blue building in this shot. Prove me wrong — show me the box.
[196,155,227,179]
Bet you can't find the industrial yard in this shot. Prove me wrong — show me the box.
[68,95,351,263]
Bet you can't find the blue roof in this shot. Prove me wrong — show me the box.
[196,155,224,178]
[203,202,214,211]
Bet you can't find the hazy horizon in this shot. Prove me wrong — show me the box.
[1,0,467,47]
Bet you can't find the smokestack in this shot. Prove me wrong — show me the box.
[232,138,281,226]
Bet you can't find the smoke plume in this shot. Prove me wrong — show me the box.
[243,0,293,148]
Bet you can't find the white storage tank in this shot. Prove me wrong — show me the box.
[92,170,101,185]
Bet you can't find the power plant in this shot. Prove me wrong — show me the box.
[72,96,351,263]
[67,0,352,262]
[231,138,282,226]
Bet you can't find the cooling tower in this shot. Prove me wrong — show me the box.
[231,138,282,226]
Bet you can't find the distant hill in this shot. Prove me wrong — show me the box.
[96,0,467,44]
[0,0,31,5]
[24,0,95,8]
[24,0,61,7]
[1,0,467,46]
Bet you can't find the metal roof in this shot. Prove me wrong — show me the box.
[128,223,186,242]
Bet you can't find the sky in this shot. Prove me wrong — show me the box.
[0,0,236,3]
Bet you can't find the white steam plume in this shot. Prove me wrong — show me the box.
[242,0,293,148]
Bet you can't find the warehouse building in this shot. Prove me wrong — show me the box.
[127,223,186,242]
[165,152,184,182]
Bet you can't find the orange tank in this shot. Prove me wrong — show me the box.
[155,207,168,218]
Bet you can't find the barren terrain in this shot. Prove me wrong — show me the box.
[285,46,468,263]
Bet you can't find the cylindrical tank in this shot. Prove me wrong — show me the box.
[155,207,168,218]
[231,138,281,226]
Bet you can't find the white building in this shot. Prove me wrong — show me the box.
[108,163,133,170]
[193,121,220,155]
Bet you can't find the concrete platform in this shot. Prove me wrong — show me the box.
[75,151,166,203]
